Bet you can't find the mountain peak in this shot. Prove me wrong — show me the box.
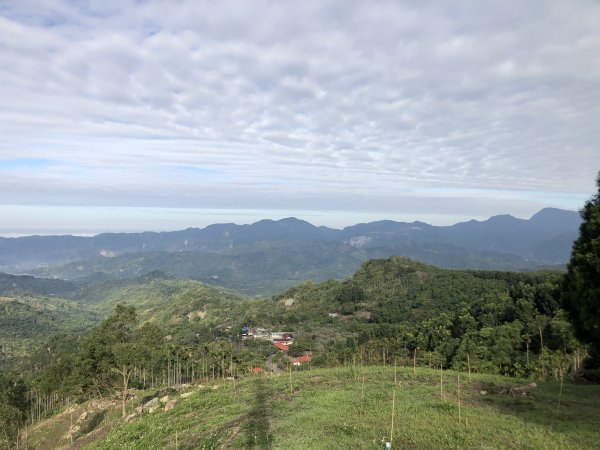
[529,207,578,222]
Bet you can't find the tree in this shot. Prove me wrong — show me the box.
[562,171,600,365]
[0,370,29,447]
[77,304,138,415]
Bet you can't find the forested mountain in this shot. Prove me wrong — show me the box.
[0,272,76,297]
[0,209,580,272]
[0,295,97,365]
[29,240,547,296]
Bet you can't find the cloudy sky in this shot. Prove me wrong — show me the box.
[1,0,599,235]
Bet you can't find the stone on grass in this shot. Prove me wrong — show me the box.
[164,400,177,412]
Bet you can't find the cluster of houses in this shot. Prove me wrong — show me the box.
[241,326,312,367]
[240,327,294,346]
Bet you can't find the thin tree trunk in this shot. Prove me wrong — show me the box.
[467,353,472,382]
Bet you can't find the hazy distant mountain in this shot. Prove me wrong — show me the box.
[0,208,580,287]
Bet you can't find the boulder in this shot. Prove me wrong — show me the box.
[181,392,194,399]
[124,413,137,423]
[164,400,177,412]
[143,397,159,409]
[159,395,169,404]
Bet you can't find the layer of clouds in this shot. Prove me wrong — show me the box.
[1,0,599,225]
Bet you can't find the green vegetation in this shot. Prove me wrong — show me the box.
[275,257,576,379]
[0,251,597,448]
[0,295,98,365]
[562,171,600,366]
[21,366,600,449]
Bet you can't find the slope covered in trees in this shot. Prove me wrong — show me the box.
[0,257,591,448]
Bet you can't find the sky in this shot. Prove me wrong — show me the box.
[0,0,599,236]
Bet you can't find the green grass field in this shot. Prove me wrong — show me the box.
[65,365,600,450]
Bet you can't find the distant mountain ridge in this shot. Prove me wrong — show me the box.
[0,208,581,288]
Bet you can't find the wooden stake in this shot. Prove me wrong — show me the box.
[289,363,293,394]
[233,362,237,397]
[394,357,398,385]
[413,348,416,374]
[440,365,444,401]
[457,374,462,424]
[390,390,396,446]
[69,397,73,444]
[360,376,366,416]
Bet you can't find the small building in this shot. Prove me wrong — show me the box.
[292,355,313,366]
[252,328,271,340]
[271,332,294,344]
[274,342,290,352]
[251,367,264,374]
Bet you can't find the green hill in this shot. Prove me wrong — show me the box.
[0,295,98,365]
[25,366,600,450]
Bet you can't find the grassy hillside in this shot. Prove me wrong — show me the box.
[25,365,600,449]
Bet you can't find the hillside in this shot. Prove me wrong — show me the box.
[0,257,590,449]
[0,295,98,365]
[0,272,76,297]
[29,240,552,297]
[25,366,600,449]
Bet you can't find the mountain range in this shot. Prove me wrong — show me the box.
[0,208,581,295]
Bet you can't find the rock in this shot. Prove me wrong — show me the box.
[196,384,206,389]
[77,411,88,423]
[134,406,143,414]
[181,392,194,399]
[212,385,219,390]
[480,390,488,395]
[499,382,538,397]
[143,397,159,409]
[124,413,137,423]
[159,395,169,404]
[148,406,158,414]
[63,425,81,440]
[164,400,177,412]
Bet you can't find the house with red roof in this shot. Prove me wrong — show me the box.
[292,355,312,366]
[274,342,289,352]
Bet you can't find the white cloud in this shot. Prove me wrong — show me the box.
[0,0,599,230]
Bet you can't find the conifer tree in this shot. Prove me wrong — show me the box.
[562,171,600,364]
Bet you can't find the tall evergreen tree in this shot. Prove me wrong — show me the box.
[562,171,600,364]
